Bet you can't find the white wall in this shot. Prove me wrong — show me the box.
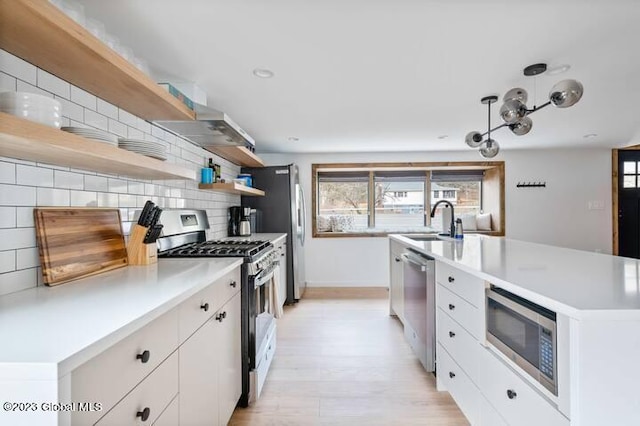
[261,149,613,287]
[0,49,240,296]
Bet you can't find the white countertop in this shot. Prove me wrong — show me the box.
[224,233,287,245]
[390,234,640,320]
[0,258,243,380]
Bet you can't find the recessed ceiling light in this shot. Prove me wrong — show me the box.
[547,64,571,76]
[253,68,274,78]
[583,133,598,138]
[437,135,449,140]
[288,137,299,142]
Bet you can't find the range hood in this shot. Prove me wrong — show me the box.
[155,104,255,149]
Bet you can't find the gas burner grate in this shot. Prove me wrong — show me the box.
[160,239,272,258]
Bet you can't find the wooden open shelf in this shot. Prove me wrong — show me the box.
[0,0,195,121]
[0,113,196,181]
[198,182,265,196]
[206,146,265,168]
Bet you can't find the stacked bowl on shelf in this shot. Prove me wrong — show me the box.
[0,92,62,129]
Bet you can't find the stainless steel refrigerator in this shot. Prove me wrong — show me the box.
[241,164,306,303]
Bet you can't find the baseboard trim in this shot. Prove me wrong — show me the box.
[303,287,389,299]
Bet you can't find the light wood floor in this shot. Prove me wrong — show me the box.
[229,287,469,426]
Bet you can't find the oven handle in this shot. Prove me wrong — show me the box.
[254,264,278,288]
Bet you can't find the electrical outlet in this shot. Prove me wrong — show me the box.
[588,200,605,210]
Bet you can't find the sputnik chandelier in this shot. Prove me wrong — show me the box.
[465,63,584,158]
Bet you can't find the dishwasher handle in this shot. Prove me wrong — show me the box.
[401,252,430,271]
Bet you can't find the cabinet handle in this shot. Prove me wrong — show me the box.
[230,281,237,288]
[506,389,517,400]
[448,276,455,283]
[448,304,455,310]
[281,252,285,257]
[215,313,223,322]
[395,257,401,262]
[449,331,456,338]
[449,372,456,378]
[136,350,150,364]
[200,302,209,312]
[222,311,227,319]
[136,407,151,421]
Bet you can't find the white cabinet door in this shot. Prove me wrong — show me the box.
[389,241,404,321]
[217,292,242,425]
[179,314,220,426]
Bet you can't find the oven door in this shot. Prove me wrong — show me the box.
[486,287,557,395]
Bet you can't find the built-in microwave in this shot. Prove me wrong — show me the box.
[486,286,557,395]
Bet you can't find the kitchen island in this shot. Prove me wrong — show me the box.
[0,258,243,426]
[390,234,640,426]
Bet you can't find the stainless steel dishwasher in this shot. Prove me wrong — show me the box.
[401,249,435,372]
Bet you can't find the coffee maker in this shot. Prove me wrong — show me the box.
[228,206,252,236]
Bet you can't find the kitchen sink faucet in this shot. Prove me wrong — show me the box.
[430,200,455,237]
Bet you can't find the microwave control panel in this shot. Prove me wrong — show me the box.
[539,328,554,379]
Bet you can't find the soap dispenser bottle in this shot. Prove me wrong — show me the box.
[454,218,464,239]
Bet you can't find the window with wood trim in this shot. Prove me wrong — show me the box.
[312,162,505,237]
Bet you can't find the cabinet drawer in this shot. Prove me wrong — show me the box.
[436,262,484,308]
[437,343,479,425]
[96,351,178,426]
[178,268,240,342]
[71,308,178,425]
[437,284,483,340]
[437,307,480,384]
[478,347,569,426]
[479,395,508,426]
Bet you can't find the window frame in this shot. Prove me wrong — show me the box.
[312,161,505,238]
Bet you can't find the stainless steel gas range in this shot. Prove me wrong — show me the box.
[156,209,278,407]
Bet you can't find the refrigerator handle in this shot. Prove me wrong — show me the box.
[299,184,306,246]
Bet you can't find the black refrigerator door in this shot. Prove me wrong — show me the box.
[241,165,297,303]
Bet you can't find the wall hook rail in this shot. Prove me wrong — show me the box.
[516,181,546,188]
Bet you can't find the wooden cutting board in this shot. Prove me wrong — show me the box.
[34,208,128,286]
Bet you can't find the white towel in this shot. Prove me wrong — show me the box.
[268,265,284,319]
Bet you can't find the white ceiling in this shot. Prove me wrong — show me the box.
[80,0,640,154]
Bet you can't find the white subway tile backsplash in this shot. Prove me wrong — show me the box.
[84,175,108,192]
[16,247,39,270]
[37,187,70,206]
[16,80,52,98]
[137,118,151,134]
[0,228,36,251]
[118,108,138,127]
[16,165,53,187]
[0,161,15,184]
[56,97,84,122]
[144,183,157,196]
[0,72,17,91]
[151,125,165,139]
[70,190,97,207]
[108,119,127,137]
[0,207,16,228]
[127,181,145,195]
[16,207,34,227]
[108,178,128,193]
[127,126,143,139]
[54,170,84,189]
[37,69,70,98]
[0,268,37,296]
[0,49,36,84]
[97,192,118,207]
[70,86,97,110]
[96,99,118,119]
[118,194,137,207]
[84,109,108,131]
[0,250,15,273]
[0,184,36,206]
